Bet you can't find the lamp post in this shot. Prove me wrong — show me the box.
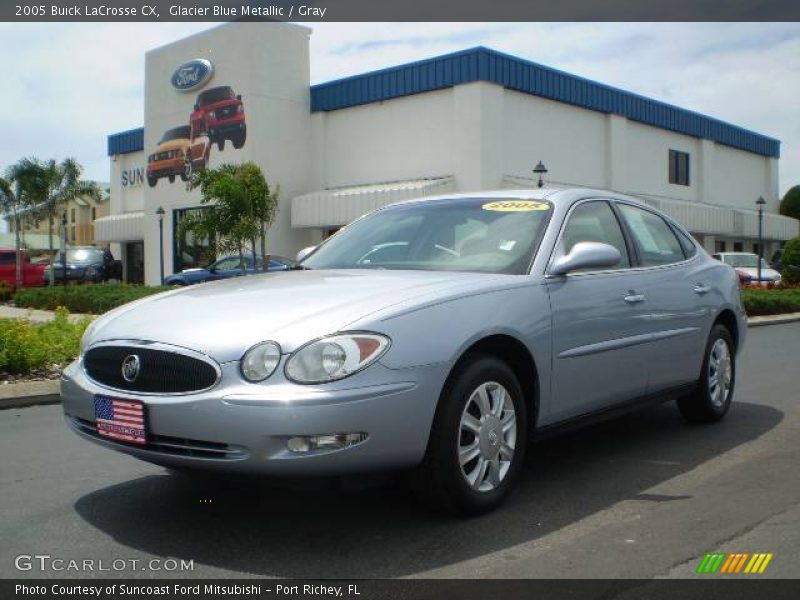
[156,206,165,285]
[756,196,766,283]
[61,211,68,287]
[533,161,548,188]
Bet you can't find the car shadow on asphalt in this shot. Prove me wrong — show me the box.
[74,400,782,578]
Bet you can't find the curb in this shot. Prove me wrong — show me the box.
[0,380,60,410]
[747,312,800,327]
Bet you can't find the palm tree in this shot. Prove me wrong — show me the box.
[183,162,276,274]
[11,158,101,285]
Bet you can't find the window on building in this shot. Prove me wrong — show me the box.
[70,208,75,223]
[91,207,96,221]
[733,241,743,252]
[173,207,215,273]
[714,240,727,253]
[668,150,690,186]
[617,204,685,266]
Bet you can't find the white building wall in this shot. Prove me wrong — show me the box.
[141,22,315,285]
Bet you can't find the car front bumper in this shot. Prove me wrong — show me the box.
[61,359,447,476]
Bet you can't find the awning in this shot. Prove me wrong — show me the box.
[94,211,144,242]
[291,176,455,228]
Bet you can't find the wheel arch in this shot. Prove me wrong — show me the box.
[447,334,540,429]
[713,308,739,351]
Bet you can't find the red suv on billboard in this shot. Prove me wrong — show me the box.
[191,86,246,152]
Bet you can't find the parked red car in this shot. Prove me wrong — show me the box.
[0,248,47,289]
[191,86,246,151]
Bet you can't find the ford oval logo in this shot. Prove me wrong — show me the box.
[121,355,141,383]
[171,59,214,92]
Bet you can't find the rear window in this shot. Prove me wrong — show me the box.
[617,204,686,266]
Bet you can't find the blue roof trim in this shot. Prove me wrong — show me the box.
[108,127,144,156]
[310,47,780,159]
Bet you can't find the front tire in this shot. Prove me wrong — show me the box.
[412,355,527,515]
[677,324,736,423]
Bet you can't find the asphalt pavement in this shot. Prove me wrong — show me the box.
[1,323,798,579]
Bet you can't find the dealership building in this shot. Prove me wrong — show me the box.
[98,22,798,285]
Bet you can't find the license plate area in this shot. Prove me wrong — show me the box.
[94,395,147,445]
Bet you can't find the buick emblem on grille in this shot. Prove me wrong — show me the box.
[121,355,141,382]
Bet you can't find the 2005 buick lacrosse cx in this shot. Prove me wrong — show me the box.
[62,188,745,514]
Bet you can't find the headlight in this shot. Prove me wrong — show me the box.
[285,333,390,384]
[240,341,281,382]
[79,319,100,354]
[208,111,216,119]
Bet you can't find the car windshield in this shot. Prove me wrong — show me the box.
[160,126,191,143]
[65,248,104,264]
[197,86,235,105]
[723,254,768,269]
[302,198,553,275]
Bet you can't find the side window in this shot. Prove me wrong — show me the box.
[672,226,697,258]
[561,201,630,270]
[617,204,685,266]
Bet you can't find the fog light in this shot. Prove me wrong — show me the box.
[286,433,368,453]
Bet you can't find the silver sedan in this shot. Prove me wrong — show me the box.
[62,188,746,514]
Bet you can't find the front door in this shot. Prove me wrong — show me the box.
[545,200,649,423]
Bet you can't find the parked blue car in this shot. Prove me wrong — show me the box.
[164,255,295,286]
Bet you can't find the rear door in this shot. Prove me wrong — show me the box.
[545,199,649,422]
[614,202,710,393]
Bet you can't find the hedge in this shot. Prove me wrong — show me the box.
[0,308,91,374]
[742,287,800,316]
[13,283,173,314]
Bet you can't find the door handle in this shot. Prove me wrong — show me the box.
[693,284,711,295]
[624,293,645,304]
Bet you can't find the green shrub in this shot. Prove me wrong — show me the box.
[780,237,800,285]
[13,283,172,314]
[0,308,91,374]
[742,287,800,316]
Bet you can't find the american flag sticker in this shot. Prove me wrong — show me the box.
[94,396,146,445]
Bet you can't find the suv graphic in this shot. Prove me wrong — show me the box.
[147,125,210,187]
[191,85,246,151]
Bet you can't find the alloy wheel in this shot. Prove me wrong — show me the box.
[707,338,732,407]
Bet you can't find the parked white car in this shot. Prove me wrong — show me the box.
[712,252,782,285]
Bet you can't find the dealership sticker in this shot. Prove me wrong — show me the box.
[482,200,550,212]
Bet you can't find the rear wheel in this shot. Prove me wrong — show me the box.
[412,355,527,515]
[677,324,735,423]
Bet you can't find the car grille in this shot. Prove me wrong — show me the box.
[216,106,237,119]
[83,345,219,394]
[68,416,248,460]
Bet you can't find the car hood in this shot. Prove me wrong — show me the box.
[735,267,781,280]
[86,269,512,362]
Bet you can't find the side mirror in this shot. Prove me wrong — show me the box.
[296,246,316,262]
[549,242,622,276]
[236,94,242,101]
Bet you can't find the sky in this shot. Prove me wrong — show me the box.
[0,21,798,227]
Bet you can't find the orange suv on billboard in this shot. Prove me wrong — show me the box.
[147,125,210,187]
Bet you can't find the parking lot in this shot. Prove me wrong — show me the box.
[1,323,798,579]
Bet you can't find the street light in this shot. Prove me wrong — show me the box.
[533,161,548,188]
[156,206,165,285]
[756,196,766,283]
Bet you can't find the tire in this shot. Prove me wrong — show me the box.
[411,354,527,515]
[217,138,225,152]
[232,125,246,149]
[168,174,175,183]
[180,159,192,182]
[147,175,157,188]
[677,324,736,423]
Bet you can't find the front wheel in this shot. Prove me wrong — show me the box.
[677,324,736,423]
[412,355,527,515]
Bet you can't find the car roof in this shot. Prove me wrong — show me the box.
[388,186,654,210]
